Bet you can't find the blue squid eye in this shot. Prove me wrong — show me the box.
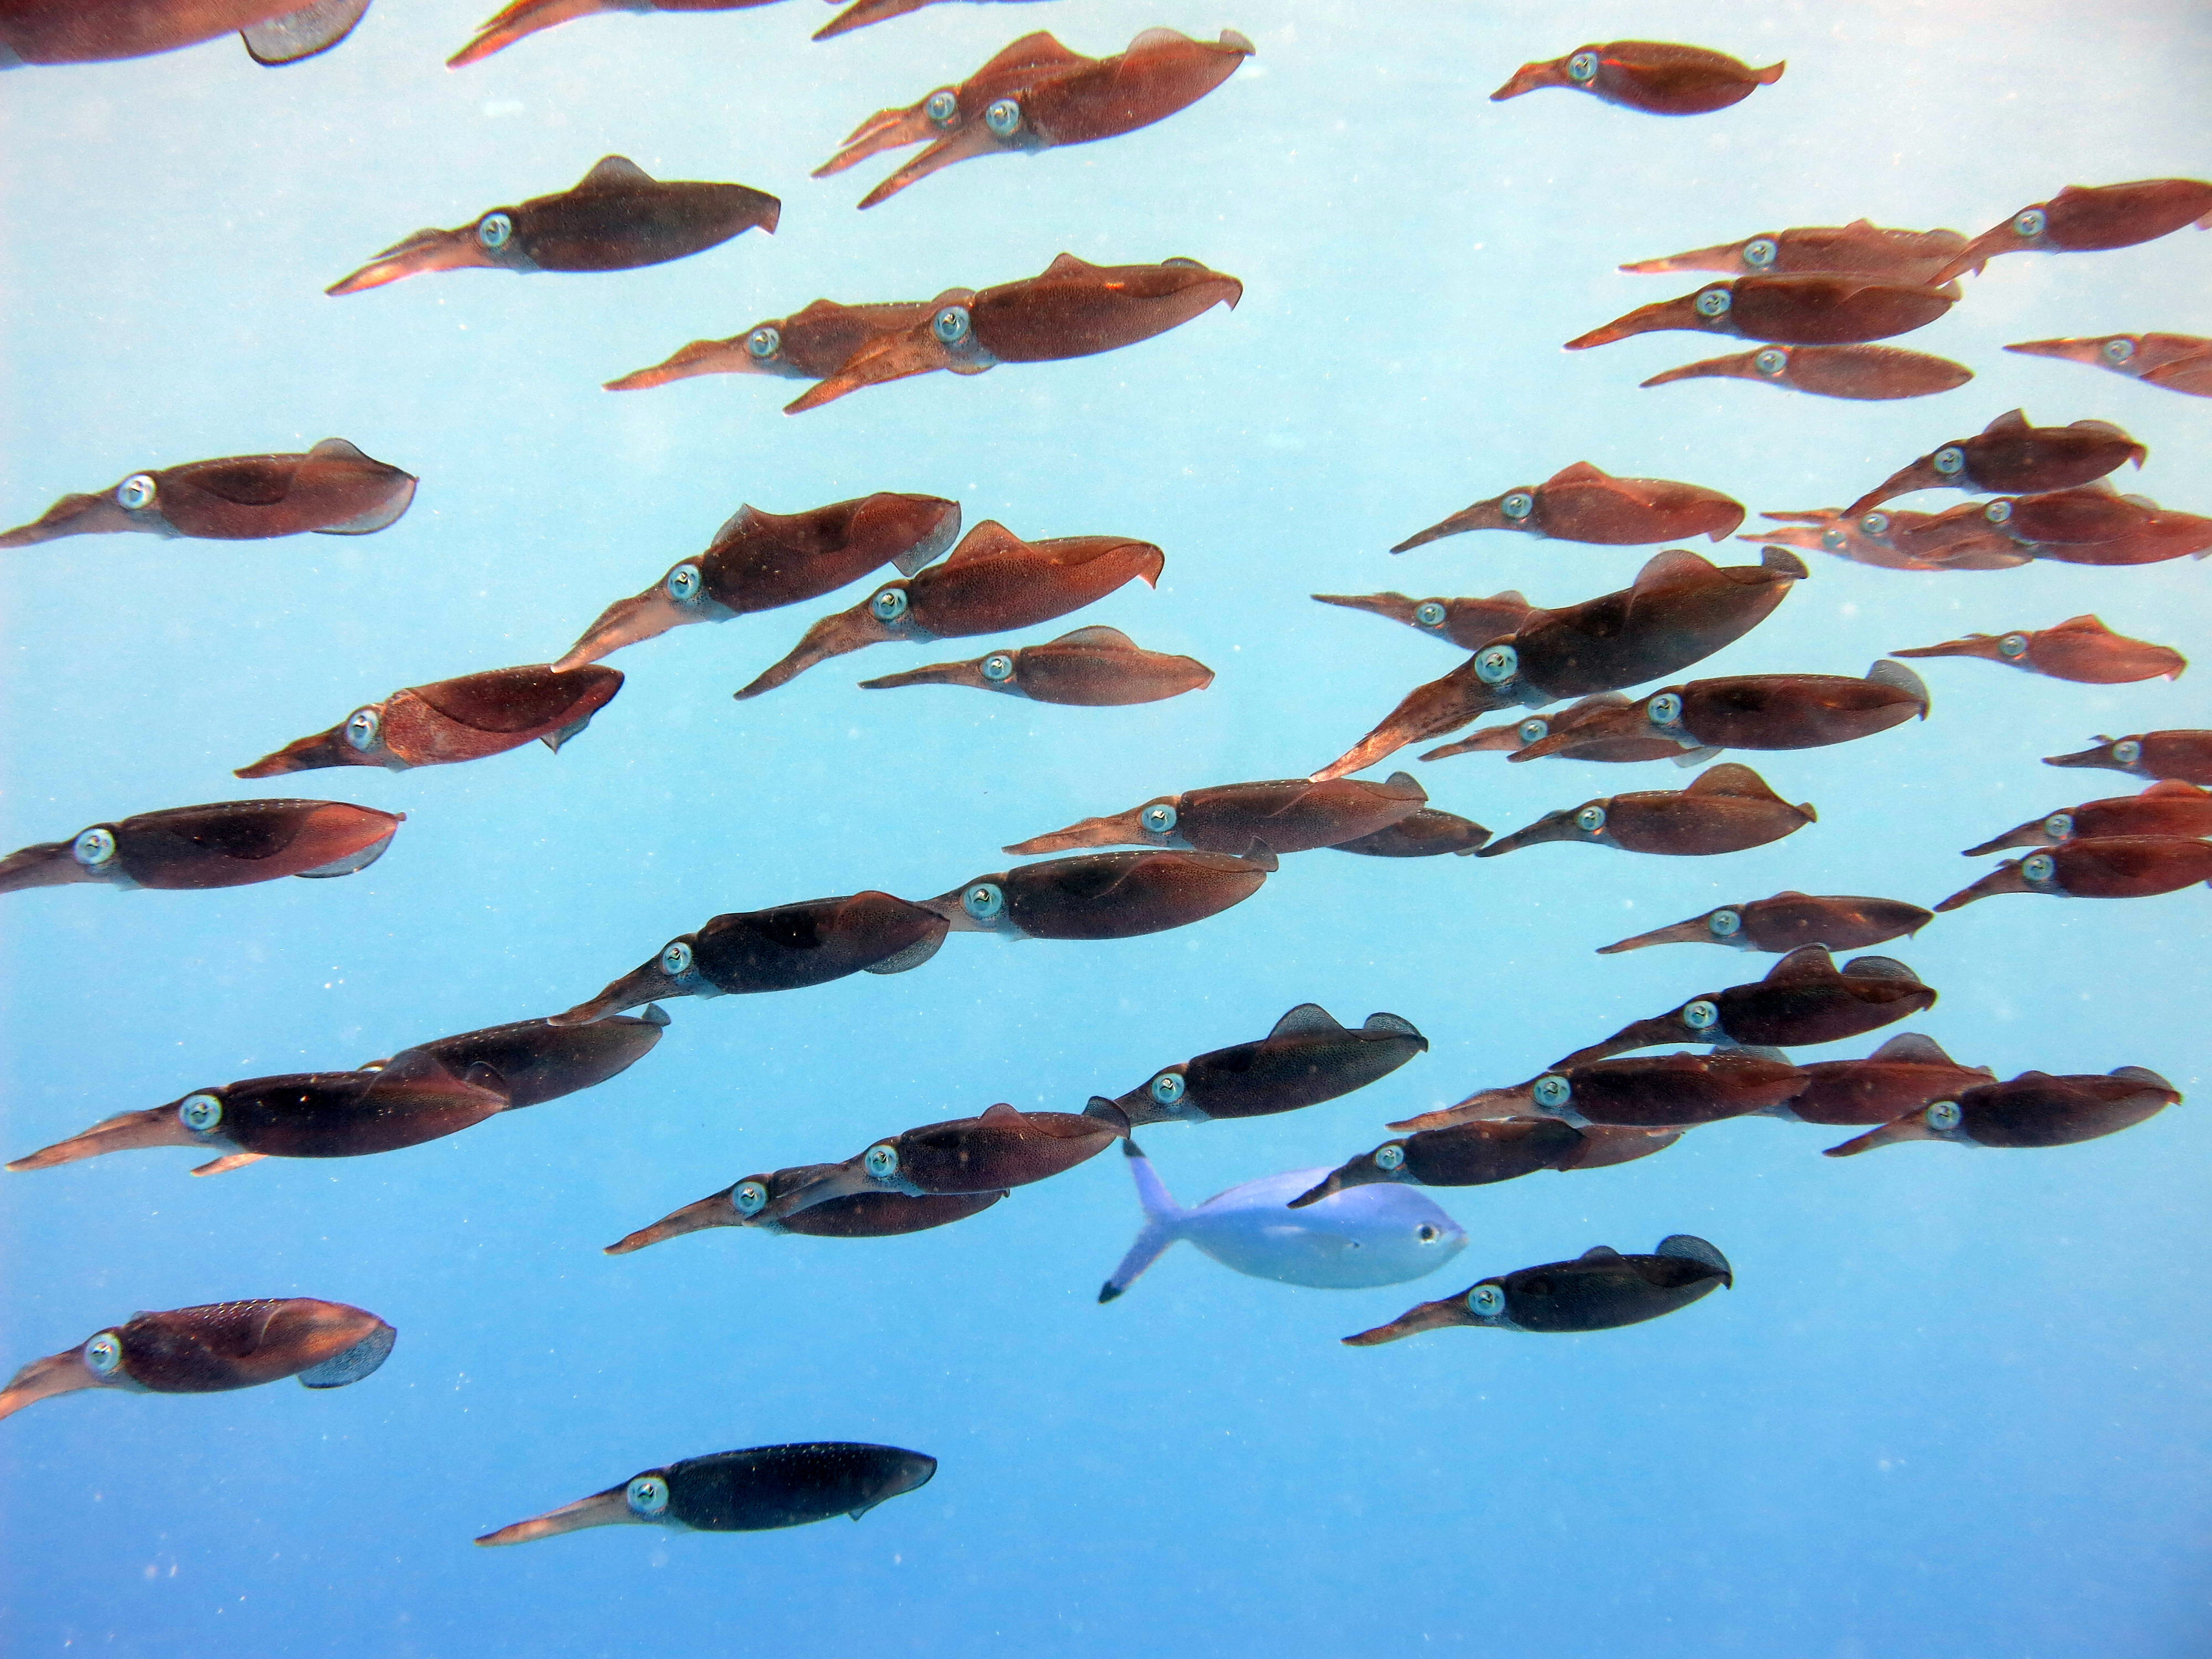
[1820,528,1848,552]
[870,586,910,623]
[1743,237,1778,269]
[626,1475,669,1516]
[1859,512,1891,538]
[1681,998,1720,1031]
[2021,852,2057,884]
[980,653,1015,682]
[2042,812,2074,840]
[962,881,1004,921]
[1932,445,1966,477]
[1984,500,2013,525]
[1708,908,1742,937]
[1532,1073,1572,1109]
[733,1180,768,1216]
[744,325,781,360]
[665,563,702,603]
[1517,718,1549,745]
[1647,692,1684,727]
[179,1092,223,1133]
[1574,805,1607,834]
[1374,1142,1406,1171]
[2113,739,2143,765]
[2102,337,2137,365]
[477,212,514,250]
[1474,644,1519,686]
[85,1332,124,1376]
[983,98,1021,138]
[1141,802,1178,834]
[1468,1283,1507,1316]
[1499,490,1535,522]
[116,473,158,511]
[1566,50,1599,82]
[1926,1099,1963,1131]
[864,1142,900,1179]
[1149,1070,1185,1107]
[344,707,380,752]
[1413,601,1447,628]
[71,827,117,868]
[660,940,694,977]
[924,88,958,125]
[2012,207,2047,239]
[932,305,972,346]
[1694,286,1733,319]
[1752,347,1788,375]
[1998,633,2030,659]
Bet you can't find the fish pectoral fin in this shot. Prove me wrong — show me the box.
[241,0,371,64]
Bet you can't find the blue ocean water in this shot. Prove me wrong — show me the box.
[3,0,2209,1652]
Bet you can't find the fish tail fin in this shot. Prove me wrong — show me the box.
[1098,1139,1183,1303]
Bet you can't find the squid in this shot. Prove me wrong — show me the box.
[1501,661,1931,765]
[0,800,401,895]
[1096,1004,1427,1129]
[1477,764,1816,859]
[1287,1119,1678,1207]
[1344,1237,1733,1345]
[1825,1068,2179,1156]
[1490,41,1781,114]
[919,845,1276,942]
[858,626,1212,706]
[1596,891,1933,956]
[1894,615,2183,684]
[1392,462,1745,551]
[607,1170,1004,1251]
[605,299,937,392]
[2007,332,2212,399]
[0,0,373,66]
[1936,837,2212,910]
[1425,696,1702,767]
[1640,343,1973,401]
[236,664,622,776]
[1933,179,2212,285]
[1567,274,1957,350]
[1620,221,1968,284]
[1006,774,1427,857]
[1768,1035,1995,1127]
[1327,809,1492,858]
[1739,507,2032,573]
[2045,731,2212,785]
[1844,409,2146,518]
[1963,781,2212,855]
[449,0,786,67]
[1411,1050,1808,1134]
[1311,590,1544,651]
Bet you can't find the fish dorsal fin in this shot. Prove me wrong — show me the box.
[1269,1004,1344,1040]
[1685,763,1781,801]
[240,0,369,64]
[979,1102,1024,1124]
[1048,625,1138,650]
[2046,614,2111,635]
[1762,545,1811,578]
[946,520,1034,566]
[978,32,1089,77]
[1866,659,1930,711]
[307,437,369,462]
[1843,954,1916,982]
[1039,252,1103,280]
[1381,770,1427,800]
[1870,1032,1953,1065]
[713,504,765,545]
[1546,461,1609,486]
[1984,408,2030,435]
[576,155,656,192]
[1635,548,1715,587]
[1580,1245,1624,1261]
[2112,1065,2175,1088]
[1765,945,1839,983]
[1656,1234,1731,1276]
[2142,780,2210,800]
[1362,1012,1423,1039]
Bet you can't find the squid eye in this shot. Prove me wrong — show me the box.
[2021,852,2057,884]
[1682,998,1720,1031]
[625,1475,669,1516]
[1499,491,1535,522]
[665,563,702,603]
[1743,237,1778,269]
[870,586,910,623]
[744,325,781,360]
[1574,805,1607,834]
[85,1332,124,1376]
[924,88,958,125]
[179,1092,223,1133]
[1517,718,1549,745]
[71,827,117,868]
[1694,286,1733,319]
[1566,50,1599,82]
[2102,337,2137,365]
[1926,1099,1963,1131]
[1149,1071,1185,1106]
[1413,601,1447,628]
[1984,499,2013,525]
[1932,445,1966,477]
[344,707,380,752]
[1647,692,1683,727]
[1474,644,1519,685]
[932,304,972,345]
[1752,347,1788,376]
[1374,1142,1406,1171]
[2042,812,2074,840]
[1141,802,1178,834]
[963,881,1005,921]
[660,940,694,977]
[1468,1283,1507,1317]
[116,473,158,511]
[2113,739,2143,765]
[733,1180,768,1216]
[2011,207,2047,239]
[1821,528,1848,552]
[1532,1073,1571,1109]
[1416,1222,1441,1243]
[1708,908,1742,937]
[1859,512,1891,538]
[1998,633,2030,659]
[983,98,1021,138]
[863,1142,900,1179]
[980,653,1015,682]
[477,212,514,250]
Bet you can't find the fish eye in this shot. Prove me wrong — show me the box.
[1708,908,1742,937]
[1682,998,1720,1031]
[1647,692,1684,727]
[864,1142,900,1179]
[1532,1073,1572,1109]
[1694,286,1733,319]
[1141,802,1178,834]
[2113,739,2143,765]
[2102,337,2137,365]
[1149,1070,1186,1106]
[1859,512,1891,537]
[660,940,694,977]
[477,212,514,250]
[2043,812,2074,840]
[1413,601,1447,628]
[1500,490,1535,522]
[2012,207,2047,239]
[983,98,1022,138]
[115,473,158,512]
[2021,852,2057,884]
[924,88,958,125]
[981,652,1015,682]
[1743,237,1778,269]
[1416,1223,1441,1243]
[1566,50,1599,82]
[1474,644,1519,686]
[744,325,781,360]
[85,1332,124,1376]
[1468,1282,1507,1316]
[1926,1099,1963,1131]
[1752,347,1788,375]
[733,1180,768,1216]
[932,304,972,346]
[665,563,702,603]
[963,881,1005,921]
[1998,633,2030,659]
[179,1092,224,1133]
[344,707,381,752]
[1820,528,1847,552]
[1517,718,1549,745]
[1984,500,2013,525]
[625,1475,669,1516]
[1374,1142,1407,1171]
[71,827,117,868]
[1932,445,1966,477]
[870,586,910,623]
[1574,805,1607,834]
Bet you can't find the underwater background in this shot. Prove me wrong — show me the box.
[3,0,2210,1652]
